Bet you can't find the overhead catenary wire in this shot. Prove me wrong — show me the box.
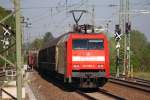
[23,0,87,41]
[26,0,90,41]
[24,0,119,42]
[29,0,88,23]
[24,0,144,42]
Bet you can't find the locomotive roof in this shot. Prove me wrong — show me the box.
[41,33,70,50]
[40,32,106,51]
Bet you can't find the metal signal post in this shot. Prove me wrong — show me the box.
[126,0,131,77]
[115,24,121,77]
[117,0,131,77]
[123,0,131,77]
[14,0,22,99]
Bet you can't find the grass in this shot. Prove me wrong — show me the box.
[134,72,150,80]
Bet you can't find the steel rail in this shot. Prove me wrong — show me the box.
[109,78,150,92]
[76,90,97,100]
[110,77,150,87]
[98,89,125,100]
[133,77,150,84]
[111,74,150,85]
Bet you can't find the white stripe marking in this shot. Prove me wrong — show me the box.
[72,56,105,61]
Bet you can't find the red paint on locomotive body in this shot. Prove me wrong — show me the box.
[38,32,110,88]
[65,33,110,78]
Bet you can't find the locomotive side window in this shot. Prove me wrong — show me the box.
[73,39,104,50]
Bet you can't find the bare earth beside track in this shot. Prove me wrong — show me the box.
[102,82,150,100]
[26,71,86,100]
[25,71,150,100]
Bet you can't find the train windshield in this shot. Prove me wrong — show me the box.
[73,39,104,50]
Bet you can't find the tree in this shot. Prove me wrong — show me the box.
[0,6,16,65]
[130,30,150,71]
[29,32,54,49]
[109,30,150,72]
[29,38,43,50]
[43,32,54,43]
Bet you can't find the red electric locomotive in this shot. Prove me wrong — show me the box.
[38,30,110,88]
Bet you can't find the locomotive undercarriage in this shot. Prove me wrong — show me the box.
[71,70,108,88]
[38,63,107,88]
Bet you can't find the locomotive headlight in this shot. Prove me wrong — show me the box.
[97,64,104,69]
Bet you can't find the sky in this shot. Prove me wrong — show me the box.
[0,0,150,43]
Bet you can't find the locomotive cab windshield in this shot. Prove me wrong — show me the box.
[73,39,104,50]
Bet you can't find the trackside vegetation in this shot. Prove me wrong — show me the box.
[109,30,150,73]
[0,6,15,66]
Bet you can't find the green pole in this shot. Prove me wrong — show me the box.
[14,0,22,99]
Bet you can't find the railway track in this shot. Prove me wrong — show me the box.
[76,89,125,100]
[133,77,150,84]
[27,71,150,100]
[111,73,150,84]
[33,71,125,100]
[109,77,150,92]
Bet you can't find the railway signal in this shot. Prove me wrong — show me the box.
[2,26,11,36]
[114,24,122,78]
[114,24,122,41]
[0,24,12,48]
[125,22,131,34]
[1,38,10,48]
[0,24,12,36]
[117,0,132,77]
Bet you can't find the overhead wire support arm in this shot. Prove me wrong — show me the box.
[0,11,15,23]
[0,0,20,24]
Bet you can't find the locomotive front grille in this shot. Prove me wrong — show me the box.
[72,70,105,78]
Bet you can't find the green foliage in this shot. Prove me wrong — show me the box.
[24,32,54,64]
[0,6,15,30]
[0,6,16,66]
[109,38,116,73]
[29,32,54,49]
[130,30,150,72]
[0,59,5,65]
[134,72,150,80]
[109,30,150,73]
[43,32,54,43]
[30,38,43,49]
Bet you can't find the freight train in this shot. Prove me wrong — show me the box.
[27,50,38,70]
[36,26,110,88]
